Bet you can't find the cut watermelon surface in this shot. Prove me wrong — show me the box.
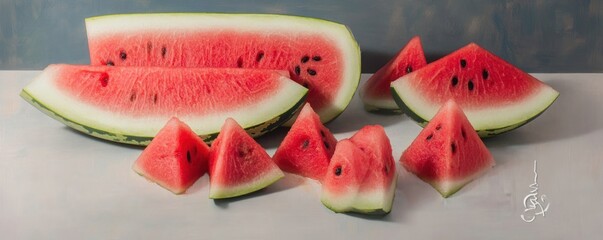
[132,117,210,194]
[361,36,427,113]
[391,43,559,137]
[209,118,284,199]
[85,13,361,124]
[20,64,307,145]
[272,103,337,181]
[401,100,495,197]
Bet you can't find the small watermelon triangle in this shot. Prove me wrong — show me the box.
[401,100,495,197]
[273,103,337,181]
[361,36,427,113]
[132,117,210,194]
[209,118,284,199]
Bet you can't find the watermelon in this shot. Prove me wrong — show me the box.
[320,140,370,213]
[20,64,307,145]
[272,103,337,181]
[85,13,361,124]
[401,100,495,197]
[348,125,397,214]
[209,118,284,199]
[360,36,427,114]
[391,43,559,137]
[132,117,210,194]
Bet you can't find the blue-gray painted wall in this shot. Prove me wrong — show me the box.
[1,0,602,72]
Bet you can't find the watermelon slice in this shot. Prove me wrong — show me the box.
[320,140,370,213]
[272,103,337,181]
[401,100,495,197]
[360,36,427,113]
[209,118,284,199]
[132,117,210,194]
[349,125,397,214]
[20,64,307,145]
[85,13,361,124]
[391,43,559,137]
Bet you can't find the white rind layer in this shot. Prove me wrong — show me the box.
[85,13,361,124]
[429,157,495,197]
[22,65,307,144]
[353,172,397,213]
[391,78,559,131]
[360,96,399,111]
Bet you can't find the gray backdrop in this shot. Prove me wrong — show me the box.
[1,0,601,72]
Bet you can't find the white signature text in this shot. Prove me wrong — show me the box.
[521,160,550,223]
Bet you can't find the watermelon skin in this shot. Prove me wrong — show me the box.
[391,43,559,137]
[349,125,397,214]
[320,140,370,213]
[209,118,284,199]
[360,36,427,114]
[272,103,337,181]
[132,117,210,194]
[401,100,495,197]
[20,64,307,145]
[85,13,361,124]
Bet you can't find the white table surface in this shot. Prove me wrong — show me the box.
[1,71,602,239]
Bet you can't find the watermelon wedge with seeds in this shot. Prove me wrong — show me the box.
[85,13,361,124]
[361,36,427,114]
[401,100,495,197]
[209,118,284,199]
[132,117,210,194]
[391,43,559,137]
[20,64,307,145]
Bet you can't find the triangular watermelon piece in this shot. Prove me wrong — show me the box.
[401,100,495,197]
[349,125,397,214]
[391,43,559,137]
[272,103,338,181]
[361,36,427,114]
[132,117,210,194]
[209,118,284,199]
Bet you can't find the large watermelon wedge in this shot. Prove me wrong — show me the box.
[20,64,307,145]
[391,43,559,137]
[85,13,361,124]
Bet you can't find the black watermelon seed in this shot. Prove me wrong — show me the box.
[436,124,442,130]
[406,65,413,74]
[161,46,167,58]
[186,151,191,163]
[153,94,158,104]
[451,143,456,154]
[460,59,467,68]
[237,57,243,68]
[461,128,467,140]
[334,166,342,176]
[426,133,433,140]
[130,92,136,102]
[99,76,109,87]
[302,139,309,149]
[302,82,309,88]
[384,164,390,174]
[301,55,310,63]
[307,69,317,76]
[256,51,264,62]
[106,60,114,66]
[482,69,489,80]
[294,65,301,76]
[324,141,330,149]
[320,130,326,137]
[451,76,459,87]
[120,51,127,60]
[468,80,474,91]
[312,56,322,61]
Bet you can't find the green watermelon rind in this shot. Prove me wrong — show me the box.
[87,13,362,125]
[208,167,284,199]
[391,86,559,137]
[20,88,307,146]
[320,173,397,215]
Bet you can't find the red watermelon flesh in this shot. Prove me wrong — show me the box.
[85,13,361,124]
[361,36,427,113]
[132,117,210,194]
[272,103,337,181]
[391,43,559,136]
[209,118,284,199]
[320,139,370,213]
[401,100,494,197]
[349,125,397,214]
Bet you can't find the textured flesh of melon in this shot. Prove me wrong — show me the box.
[21,64,307,145]
[85,13,361,124]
